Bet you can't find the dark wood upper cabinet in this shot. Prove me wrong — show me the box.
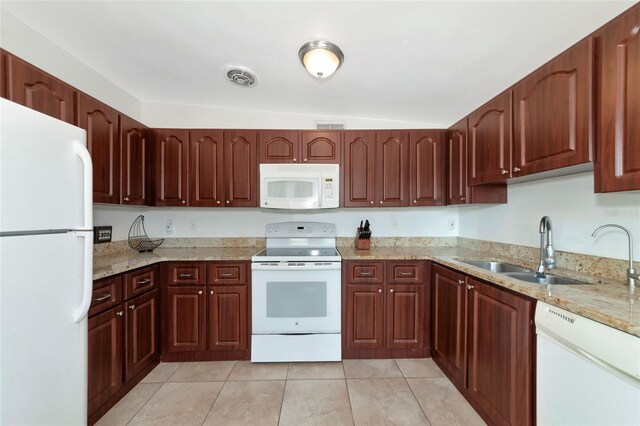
[431,264,467,386]
[153,129,189,206]
[124,289,159,381]
[208,285,248,351]
[468,90,512,185]
[301,131,341,163]
[2,50,77,125]
[164,286,207,353]
[409,130,445,206]
[513,37,594,177]
[258,130,300,163]
[595,4,640,193]
[375,131,409,207]
[190,130,224,207]
[224,130,258,207]
[120,115,149,206]
[466,277,534,426]
[447,118,507,206]
[343,131,377,207]
[77,94,120,204]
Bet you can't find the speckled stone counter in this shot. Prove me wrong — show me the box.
[339,246,640,338]
[93,247,260,280]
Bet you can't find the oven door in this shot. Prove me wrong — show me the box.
[252,262,341,334]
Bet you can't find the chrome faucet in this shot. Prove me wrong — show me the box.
[591,224,638,289]
[535,216,555,278]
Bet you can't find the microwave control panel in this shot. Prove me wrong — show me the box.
[323,178,336,199]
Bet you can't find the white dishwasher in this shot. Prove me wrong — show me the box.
[535,302,640,425]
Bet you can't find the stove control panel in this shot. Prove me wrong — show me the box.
[265,222,336,238]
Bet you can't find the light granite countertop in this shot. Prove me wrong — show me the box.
[94,245,639,337]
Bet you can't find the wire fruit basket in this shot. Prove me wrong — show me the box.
[128,215,164,252]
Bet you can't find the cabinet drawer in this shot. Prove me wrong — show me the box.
[346,262,385,283]
[386,262,425,284]
[124,265,159,299]
[90,275,122,317]
[207,262,248,285]
[165,262,206,285]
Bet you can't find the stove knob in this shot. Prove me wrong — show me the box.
[322,226,327,232]
[274,226,279,232]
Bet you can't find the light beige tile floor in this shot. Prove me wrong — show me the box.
[97,359,486,426]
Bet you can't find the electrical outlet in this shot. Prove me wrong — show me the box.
[448,218,456,231]
[189,219,197,232]
[391,218,399,230]
[166,219,174,235]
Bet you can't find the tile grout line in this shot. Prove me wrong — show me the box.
[395,359,435,426]
[123,381,164,426]
[200,379,226,426]
[276,363,290,426]
[342,361,357,426]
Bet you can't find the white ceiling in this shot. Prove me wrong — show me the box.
[2,1,635,126]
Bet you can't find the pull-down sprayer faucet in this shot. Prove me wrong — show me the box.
[535,216,555,278]
[591,224,638,290]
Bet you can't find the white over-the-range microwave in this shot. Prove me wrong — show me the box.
[259,163,340,209]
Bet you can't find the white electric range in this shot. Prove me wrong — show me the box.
[251,222,341,362]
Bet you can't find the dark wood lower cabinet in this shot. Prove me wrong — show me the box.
[125,289,160,381]
[346,284,385,350]
[385,284,424,349]
[431,264,535,426]
[208,285,248,351]
[88,306,123,415]
[164,286,207,353]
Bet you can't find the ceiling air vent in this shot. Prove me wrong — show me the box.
[223,65,258,88]
[316,121,345,130]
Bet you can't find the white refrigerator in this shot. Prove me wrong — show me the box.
[0,99,93,425]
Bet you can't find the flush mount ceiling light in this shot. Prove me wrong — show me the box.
[298,40,344,79]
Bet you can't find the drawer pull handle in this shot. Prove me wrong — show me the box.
[137,279,152,285]
[399,272,413,276]
[220,273,233,277]
[93,294,111,301]
[458,280,465,285]
[359,271,372,276]
[179,273,194,278]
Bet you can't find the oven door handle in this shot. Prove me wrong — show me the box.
[252,262,341,271]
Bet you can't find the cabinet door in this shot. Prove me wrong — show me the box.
[120,115,148,205]
[301,131,341,163]
[208,286,248,351]
[513,37,593,177]
[2,51,77,125]
[125,289,159,381]
[409,130,445,206]
[385,284,424,349]
[153,129,189,206]
[164,286,206,352]
[468,90,512,185]
[447,118,470,205]
[224,130,257,207]
[345,284,384,349]
[466,278,534,426]
[88,305,123,414]
[431,265,467,386]
[259,130,300,163]
[77,94,120,204]
[190,130,224,207]
[343,131,376,207]
[376,131,409,207]
[596,4,640,192]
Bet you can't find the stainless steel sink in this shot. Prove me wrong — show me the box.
[460,260,531,274]
[502,272,592,285]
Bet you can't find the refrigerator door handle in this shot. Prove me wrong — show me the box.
[73,231,93,323]
[72,139,93,230]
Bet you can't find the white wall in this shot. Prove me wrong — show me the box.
[0,10,142,121]
[94,205,459,242]
[141,102,437,129]
[459,172,640,262]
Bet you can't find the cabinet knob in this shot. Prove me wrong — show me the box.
[304,158,308,162]
[128,305,135,310]
[390,289,394,293]
[123,197,130,202]
[226,200,230,204]
[460,197,466,201]
[413,200,417,204]
[513,167,521,173]
[117,311,124,316]
[198,290,203,295]
[216,200,221,204]
[467,284,474,290]
[181,200,186,204]
[370,201,374,205]
[458,280,464,285]
[379,201,383,204]
[210,290,214,295]
[293,158,297,162]
[378,289,382,293]
[501,169,508,175]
